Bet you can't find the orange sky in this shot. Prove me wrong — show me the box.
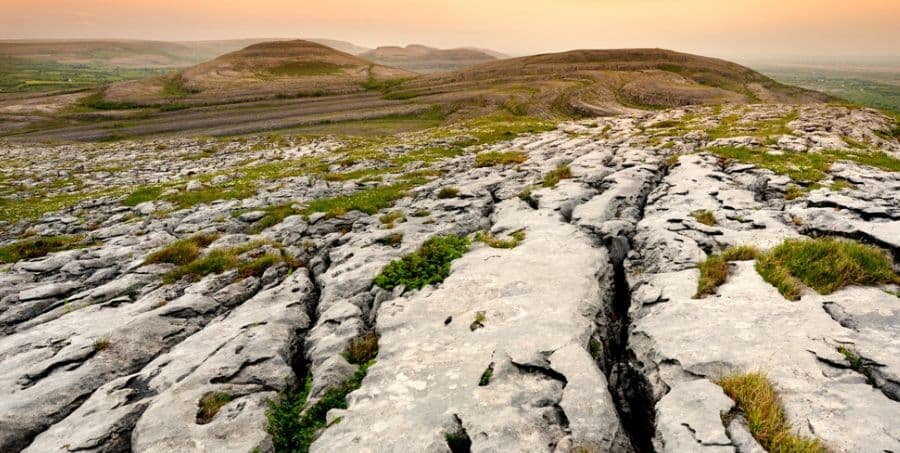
[2,0,898,58]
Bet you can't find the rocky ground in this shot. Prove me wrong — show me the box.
[0,104,898,452]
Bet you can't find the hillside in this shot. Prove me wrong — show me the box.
[360,44,498,72]
[383,48,832,117]
[101,40,414,105]
[309,38,371,55]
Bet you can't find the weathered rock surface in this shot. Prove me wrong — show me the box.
[0,103,898,452]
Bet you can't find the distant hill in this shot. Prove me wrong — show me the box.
[102,40,414,105]
[360,45,498,73]
[308,39,371,56]
[0,39,280,68]
[382,48,831,117]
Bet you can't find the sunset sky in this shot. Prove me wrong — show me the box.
[2,0,898,58]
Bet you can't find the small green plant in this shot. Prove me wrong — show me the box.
[475,230,526,249]
[542,164,573,188]
[411,209,431,217]
[470,311,486,331]
[718,372,825,453]
[838,346,863,371]
[266,360,375,452]
[519,186,537,208]
[694,246,759,298]
[474,150,528,168]
[437,187,460,199]
[478,364,494,386]
[691,210,717,226]
[144,233,220,266]
[373,235,470,290]
[248,204,299,233]
[197,392,234,424]
[756,238,899,301]
[93,336,111,352]
[588,338,603,360]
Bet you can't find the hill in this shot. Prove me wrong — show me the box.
[360,45,498,73]
[0,39,280,93]
[308,38,371,55]
[101,40,414,105]
[381,48,831,116]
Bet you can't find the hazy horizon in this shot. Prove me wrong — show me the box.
[2,0,899,60]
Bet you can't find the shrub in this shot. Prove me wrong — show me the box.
[478,364,494,386]
[373,235,470,290]
[718,372,825,452]
[0,235,87,263]
[756,238,899,300]
[144,233,220,266]
[542,164,573,188]
[474,151,527,168]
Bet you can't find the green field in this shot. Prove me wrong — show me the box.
[0,58,177,93]
[756,65,900,113]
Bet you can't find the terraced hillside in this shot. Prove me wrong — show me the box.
[1,104,898,452]
[1,47,833,142]
[359,45,498,72]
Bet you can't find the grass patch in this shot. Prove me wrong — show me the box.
[266,360,375,452]
[474,150,527,168]
[246,204,299,233]
[123,186,165,207]
[475,230,526,249]
[373,234,470,291]
[542,164,573,188]
[718,372,826,452]
[163,241,294,284]
[691,210,717,226]
[269,61,343,77]
[143,233,219,266]
[302,180,424,219]
[197,392,233,424]
[756,238,898,301]
[694,246,760,299]
[706,146,900,184]
[0,235,89,263]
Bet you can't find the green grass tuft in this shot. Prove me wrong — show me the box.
[197,392,234,424]
[373,235,470,291]
[719,372,826,453]
[0,235,88,264]
[694,246,760,299]
[756,237,898,300]
[691,210,717,226]
[144,233,220,266]
[470,311,486,331]
[542,164,573,188]
[475,230,526,249]
[437,187,460,199]
[474,150,528,168]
